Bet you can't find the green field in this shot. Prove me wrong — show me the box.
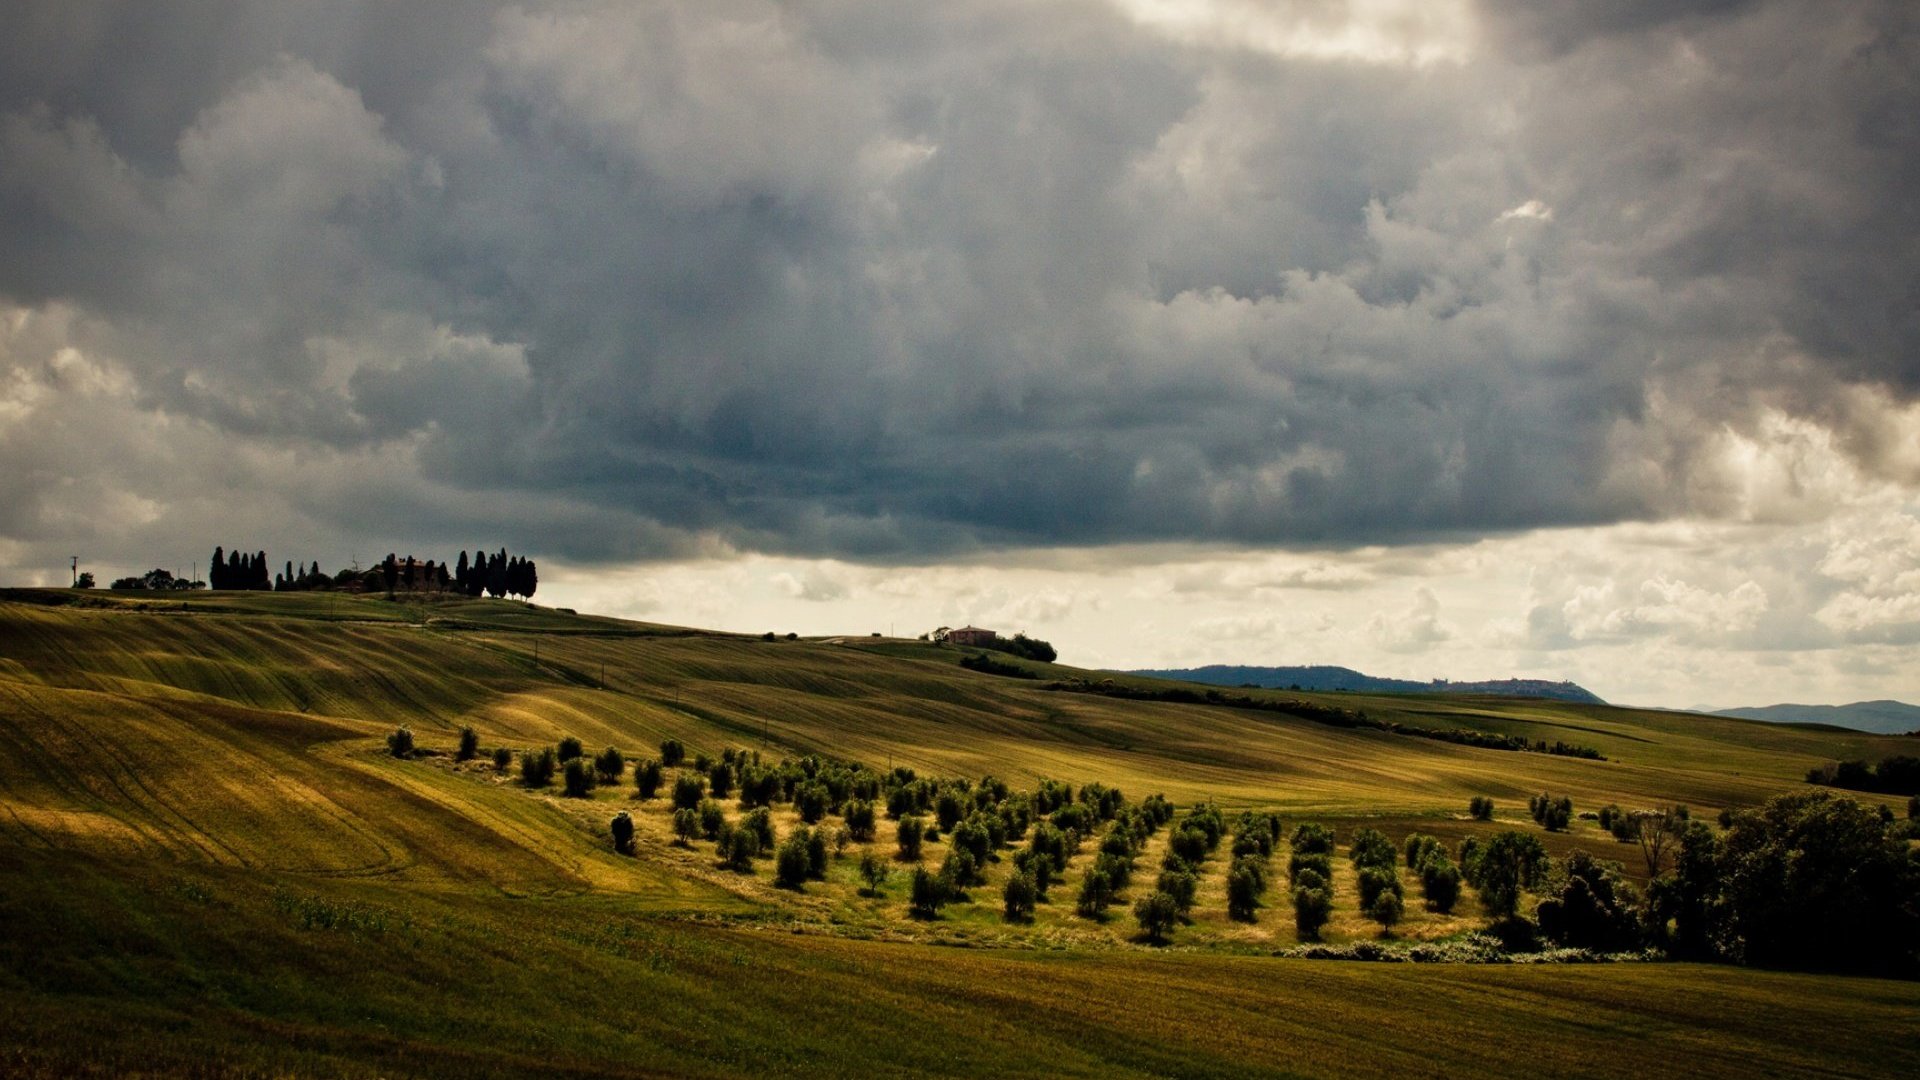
[1,589,1914,1077]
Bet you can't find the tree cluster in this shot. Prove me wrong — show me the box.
[1806,756,1920,796]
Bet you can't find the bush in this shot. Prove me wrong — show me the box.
[796,782,830,824]
[1168,826,1210,866]
[562,758,596,798]
[1404,833,1443,873]
[698,800,726,841]
[456,727,479,762]
[935,790,966,832]
[557,736,584,762]
[492,746,512,772]
[843,799,877,842]
[806,828,829,880]
[671,773,706,812]
[1028,823,1069,873]
[1076,867,1114,919]
[909,867,950,918]
[1288,852,1332,885]
[858,851,891,895]
[660,739,685,767]
[1156,868,1198,914]
[1469,796,1495,821]
[1366,890,1404,935]
[634,759,663,799]
[593,746,625,784]
[671,808,700,845]
[1348,828,1396,872]
[1004,872,1038,922]
[1465,831,1549,920]
[386,726,415,758]
[1421,858,1462,913]
[896,816,926,861]
[776,833,812,889]
[1535,852,1642,951]
[718,825,759,873]
[1135,890,1179,943]
[1357,865,1402,909]
[1290,822,1335,856]
[610,811,635,855]
[520,747,557,788]
[1227,865,1261,922]
[743,807,776,851]
[1294,884,1333,940]
[1012,847,1055,900]
[1529,792,1573,832]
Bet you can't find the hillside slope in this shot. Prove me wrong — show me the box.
[1715,699,1920,735]
[1125,664,1606,703]
[2,589,1915,1078]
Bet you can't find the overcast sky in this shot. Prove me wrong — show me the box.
[2,1,1916,708]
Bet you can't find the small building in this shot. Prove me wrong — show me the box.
[948,625,996,647]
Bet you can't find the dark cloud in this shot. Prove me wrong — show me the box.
[1,0,1916,577]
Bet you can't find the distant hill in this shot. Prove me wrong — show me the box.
[1121,664,1606,704]
[1713,700,1920,735]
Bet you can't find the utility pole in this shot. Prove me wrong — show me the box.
[70,556,77,587]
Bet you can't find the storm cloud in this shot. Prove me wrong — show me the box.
[2,0,1917,575]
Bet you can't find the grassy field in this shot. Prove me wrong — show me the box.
[1,589,1915,1077]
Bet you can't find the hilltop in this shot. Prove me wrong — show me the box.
[0,588,1915,1078]
[1714,699,1920,735]
[1124,663,1606,704]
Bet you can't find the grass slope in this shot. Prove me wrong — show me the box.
[1,590,1914,1077]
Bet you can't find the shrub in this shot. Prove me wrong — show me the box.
[1367,890,1404,935]
[1348,828,1396,872]
[1168,826,1210,866]
[692,752,712,774]
[520,747,557,788]
[1093,850,1132,892]
[660,739,685,767]
[1227,865,1261,922]
[806,828,829,880]
[1288,852,1333,885]
[1156,868,1198,914]
[455,726,479,762]
[776,833,812,889]
[557,736,584,762]
[1465,831,1549,920]
[742,807,776,852]
[940,849,979,892]
[796,782,830,824]
[610,811,635,855]
[1290,822,1335,856]
[1076,867,1114,919]
[718,826,758,873]
[843,799,877,842]
[1293,884,1333,940]
[1003,872,1038,922]
[1421,858,1462,913]
[386,726,415,758]
[707,762,734,800]
[671,808,700,845]
[1135,890,1179,943]
[698,800,726,841]
[1469,796,1495,821]
[492,746,512,772]
[589,746,623,784]
[1535,852,1642,951]
[909,867,949,918]
[858,851,891,895]
[1404,833,1444,873]
[634,759,663,800]
[935,790,966,832]
[895,816,926,861]
[1013,847,1055,900]
[671,773,706,812]
[562,758,596,798]
[1529,792,1573,832]
[1357,865,1402,909]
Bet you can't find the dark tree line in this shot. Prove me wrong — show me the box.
[208,547,272,590]
[205,544,538,600]
[1807,756,1920,796]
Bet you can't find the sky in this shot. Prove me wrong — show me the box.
[1,0,1916,709]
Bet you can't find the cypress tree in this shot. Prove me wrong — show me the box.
[210,547,225,589]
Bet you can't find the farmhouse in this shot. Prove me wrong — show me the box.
[948,625,995,647]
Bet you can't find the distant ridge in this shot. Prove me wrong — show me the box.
[1121,664,1606,704]
[1713,700,1920,736]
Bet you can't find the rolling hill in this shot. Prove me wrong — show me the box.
[1,588,1915,1078]
[1714,699,1920,735]
[1125,664,1606,704]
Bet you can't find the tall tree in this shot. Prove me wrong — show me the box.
[209,547,225,590]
